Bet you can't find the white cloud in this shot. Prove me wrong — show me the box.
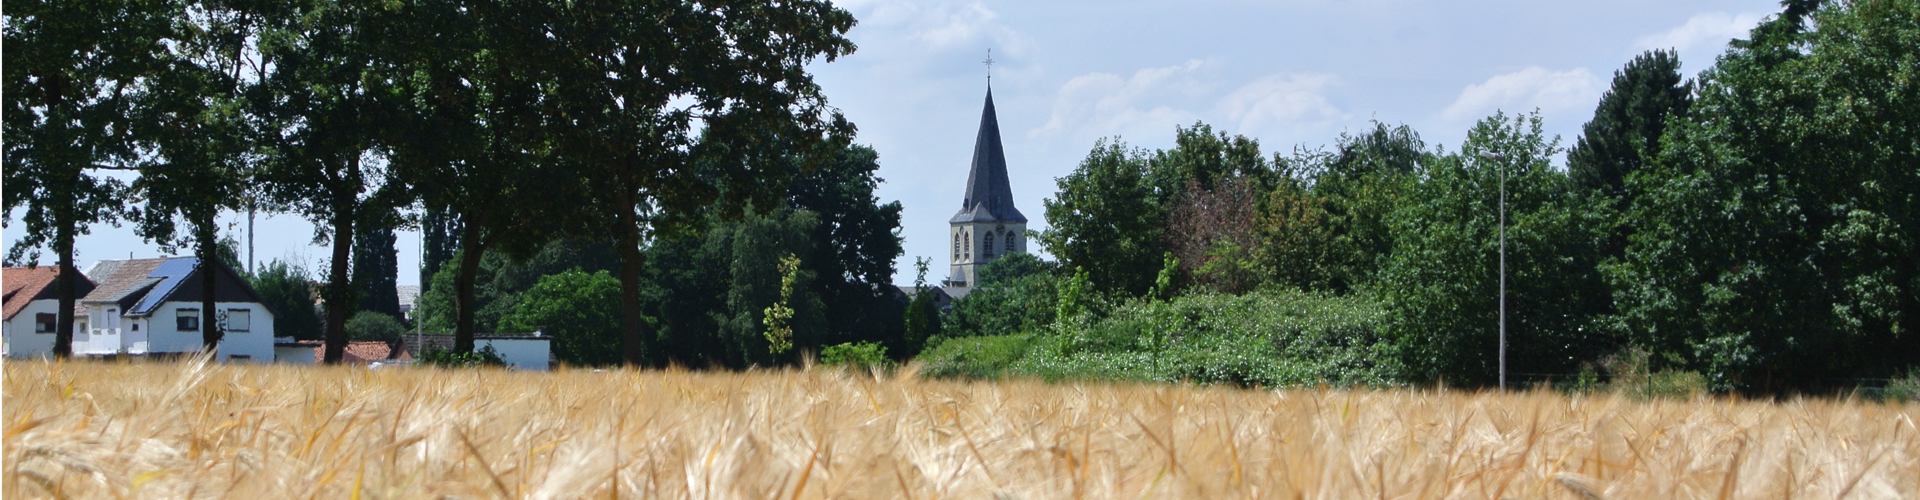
[1438,67,1602,123]
[1217,74,1344,143]
[840,0,1034,57]
[1031,60,1211,140]
[1634,11,1768,66]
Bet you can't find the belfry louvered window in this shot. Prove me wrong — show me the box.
[983,232,996,259]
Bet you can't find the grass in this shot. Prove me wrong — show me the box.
[5,358,1917,499]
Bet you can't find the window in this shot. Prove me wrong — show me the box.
[953,233,961,260]
[983,232,996,259]
[1006,234,1017,254]
[225,309,250,332]
[963,231,971,260]
[131,323,139,332]
[35,313,55,333]
[177,309,200,332]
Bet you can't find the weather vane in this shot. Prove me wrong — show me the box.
[983,48,994,86]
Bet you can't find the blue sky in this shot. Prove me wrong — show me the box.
[7,0,1782,286]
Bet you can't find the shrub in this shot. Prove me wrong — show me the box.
[820,341,892,370]
[345,311,406,348]
[916,334,1036,379]
[419,344,506,368]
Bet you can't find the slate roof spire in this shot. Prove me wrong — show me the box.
[951,88,1027,223]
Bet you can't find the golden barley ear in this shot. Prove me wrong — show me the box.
[1554,472,1606,500]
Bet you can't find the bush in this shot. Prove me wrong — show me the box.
[499,268,627,367]
[916,334,1036,379]
[345,311,406,347]
[1881,370,1920,403]
[922,289,1401,387]
[820,341,892,370]
[418,344,506,368]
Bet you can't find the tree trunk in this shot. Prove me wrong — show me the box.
[323,208,356,364]
[198,215,223,352]
[53,211,76,359]
[614,207,648,366]
[453,222,485,353]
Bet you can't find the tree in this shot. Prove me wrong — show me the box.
[1378,112,1614,386]
[525,0,858,365]
[419,205,461,294]
[944,252,1057,339]
[380,0,558,354]
[1610,0,1920,391]
[786,145,906,347]
[251,0,402,363]
[345,311,404,350]
[4,0,173,357]
[351,208,401,320]
[249,259,323,341]
[1567,49,1692,204]
[902,257,941,355]
[499,269,628,367]
[1040,139,1166,296]
[416,239,622,335]
[1307,122,1425,292]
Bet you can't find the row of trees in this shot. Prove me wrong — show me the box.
[5,0,861,363]
[964,0,1916,391]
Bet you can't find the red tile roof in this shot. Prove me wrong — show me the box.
[3,267,94,320]
[317,341,414,364]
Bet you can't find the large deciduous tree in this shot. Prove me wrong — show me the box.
[131,0,262,351]
[1040,140,1166,296]
[527,0,857,365]
[251,0,399,363]
[1610,0,1919,391]
[1378,112,1614,386]
[4,0,173,356]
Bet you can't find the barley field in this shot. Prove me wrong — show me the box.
[4,360,1915,499]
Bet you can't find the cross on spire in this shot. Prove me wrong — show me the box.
[983,48,994,86]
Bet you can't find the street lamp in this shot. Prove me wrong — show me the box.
[1478,151,1507,391]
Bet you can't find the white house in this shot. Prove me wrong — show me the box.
[3,266,97,358]
[78,257,277,362]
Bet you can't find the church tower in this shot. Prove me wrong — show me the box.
[948,88,1027,291]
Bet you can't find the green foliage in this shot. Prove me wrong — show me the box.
[498,269,629,367]
[944,253,1057,339]
[1376,112,1615,387]
[248,259,323,341]
[762,254,802,354]
[819,341,893,370]
[418,239,622,335]
[1883,370,1920,403]
[901,257,940,356]
[1040,140,1166,296]
[1609,0,1920,391]
[1006,289,1398,387]
[1567,49,1692,203]
[917,334,1036,379]
[418,344,506,368]
[351,211,403,320]
[345,311,405,347]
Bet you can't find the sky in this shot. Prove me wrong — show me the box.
[6,0,1783,286]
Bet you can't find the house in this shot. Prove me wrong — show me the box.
[77,257,277,361]
[396,285,420,322]
[3,266,97,358]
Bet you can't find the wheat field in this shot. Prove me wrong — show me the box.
[3,360,1915,499]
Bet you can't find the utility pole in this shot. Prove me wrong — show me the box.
[1479,151,1508,391]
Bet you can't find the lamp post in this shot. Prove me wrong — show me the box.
[1478,151,1507,391]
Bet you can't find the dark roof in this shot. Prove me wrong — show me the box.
[3,267,95,320]
[951,89,1027,224]
[80,257,269,317]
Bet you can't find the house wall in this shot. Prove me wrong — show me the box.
[274,344,317,364]
[3,299,69,358]
[143,301,277,362]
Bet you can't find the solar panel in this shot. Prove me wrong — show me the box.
[131,257,200,315]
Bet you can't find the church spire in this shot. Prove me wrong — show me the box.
[952,88,1026,223]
